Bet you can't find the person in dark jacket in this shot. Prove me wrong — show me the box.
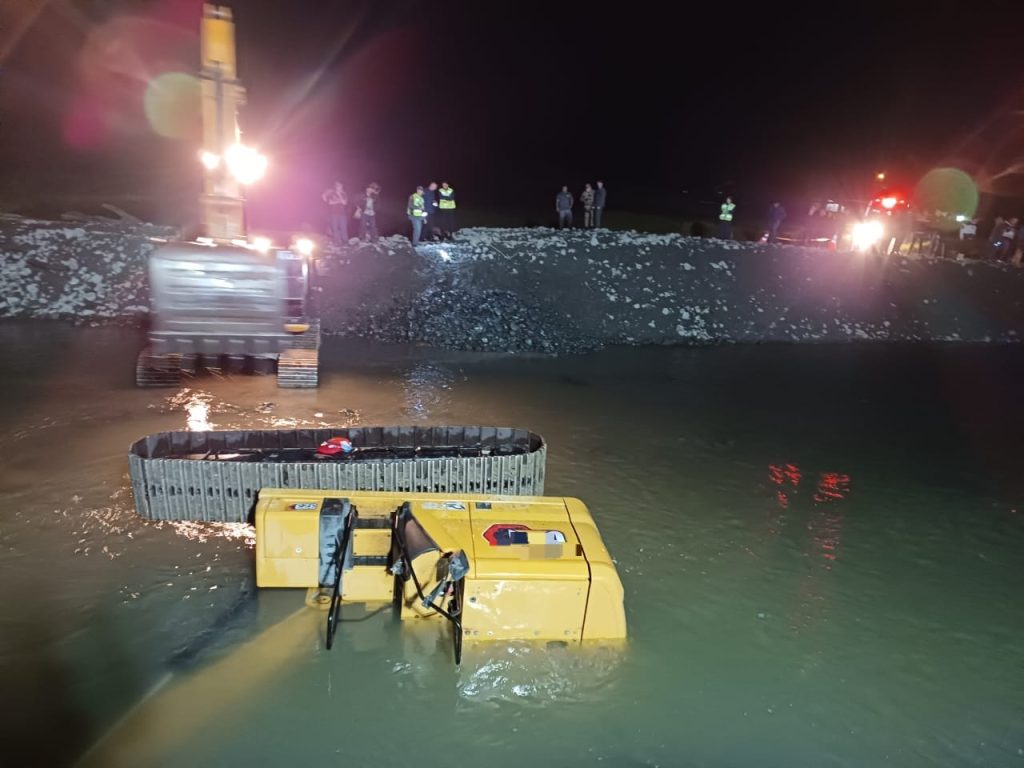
[593,181,607,228]
[556,186,574,228]
[988,216,1006,260]
[321,181,349,243]
[423,182,439,240]
[768,202,786,243]
[581,184,596,227]
[354,184,379,242]
[999,217,1019,261]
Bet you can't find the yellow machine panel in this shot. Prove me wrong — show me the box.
[565,498,627,640]
[254,489,627,652]
[255,495,322,588]
[464,579,588,642]
[403,499,475,554]
[353,528,390,557]
[341,567,393,603]
[201,5,237,76]
[198,3,247,240]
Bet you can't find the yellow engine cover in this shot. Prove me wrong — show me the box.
[255,495,323,588]
[254,490,626,642]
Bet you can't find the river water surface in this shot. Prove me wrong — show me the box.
[0,323,1022,767]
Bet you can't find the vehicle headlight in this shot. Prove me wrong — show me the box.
[851,220,884,252]
[294,238,315,257]
[224,143,268,185]
[199,150,221,171]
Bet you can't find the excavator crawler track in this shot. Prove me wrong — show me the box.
[288,322,321,350]
[128,425,546,522]
[277,348,319,388]
[135,349,183,388]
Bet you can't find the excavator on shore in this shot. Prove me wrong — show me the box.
[135,4,320,389]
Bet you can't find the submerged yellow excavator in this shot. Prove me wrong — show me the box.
[79,486,625,767]
[255,489,627,663]
[79,484,625,765]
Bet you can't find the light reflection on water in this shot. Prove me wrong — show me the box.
[157,521,256,548]
[403,362,457,419]
[455,643,626,705]
[185,398,212,431]
[160,387,363,431]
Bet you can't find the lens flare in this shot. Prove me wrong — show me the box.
[144,71,200,139]
[915,168,979,218]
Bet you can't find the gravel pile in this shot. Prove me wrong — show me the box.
[0,215,173,323]
[4,218,1024,352]
[412,286,597,353]
[396,228,1024,346]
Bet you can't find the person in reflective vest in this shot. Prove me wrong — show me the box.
[719,197,736,239]
[437,182,456,240]
[408,186,427,245]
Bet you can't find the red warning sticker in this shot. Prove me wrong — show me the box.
[482,524,567,546]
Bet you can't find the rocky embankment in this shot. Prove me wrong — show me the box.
[2,216,1023,353]
[0,214,173,321]
[319,228,1024,352]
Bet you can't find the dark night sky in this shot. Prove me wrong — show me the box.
[4,0,1024,228]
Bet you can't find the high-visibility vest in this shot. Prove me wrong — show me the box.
[438,188,456,210]
[408,193,426,217]
[720,202,735,222]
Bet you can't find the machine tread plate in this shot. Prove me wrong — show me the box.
[135,349,183,388]
[127,425,547,522]
[277,348,319,388]
[288,321,322,350]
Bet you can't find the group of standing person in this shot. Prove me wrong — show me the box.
[321,180,457,246]
[719,198,789,242]
[407,182,457,245]
[321,181,383,243]
[987,216,1023,263]
[555,181,607,228]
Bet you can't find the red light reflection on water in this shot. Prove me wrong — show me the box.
[768,463,802,508]
[767,464,852,566]
[766,463,855,633]
[814,472,851,504]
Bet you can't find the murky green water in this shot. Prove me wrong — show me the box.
[1,323,1022,767]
